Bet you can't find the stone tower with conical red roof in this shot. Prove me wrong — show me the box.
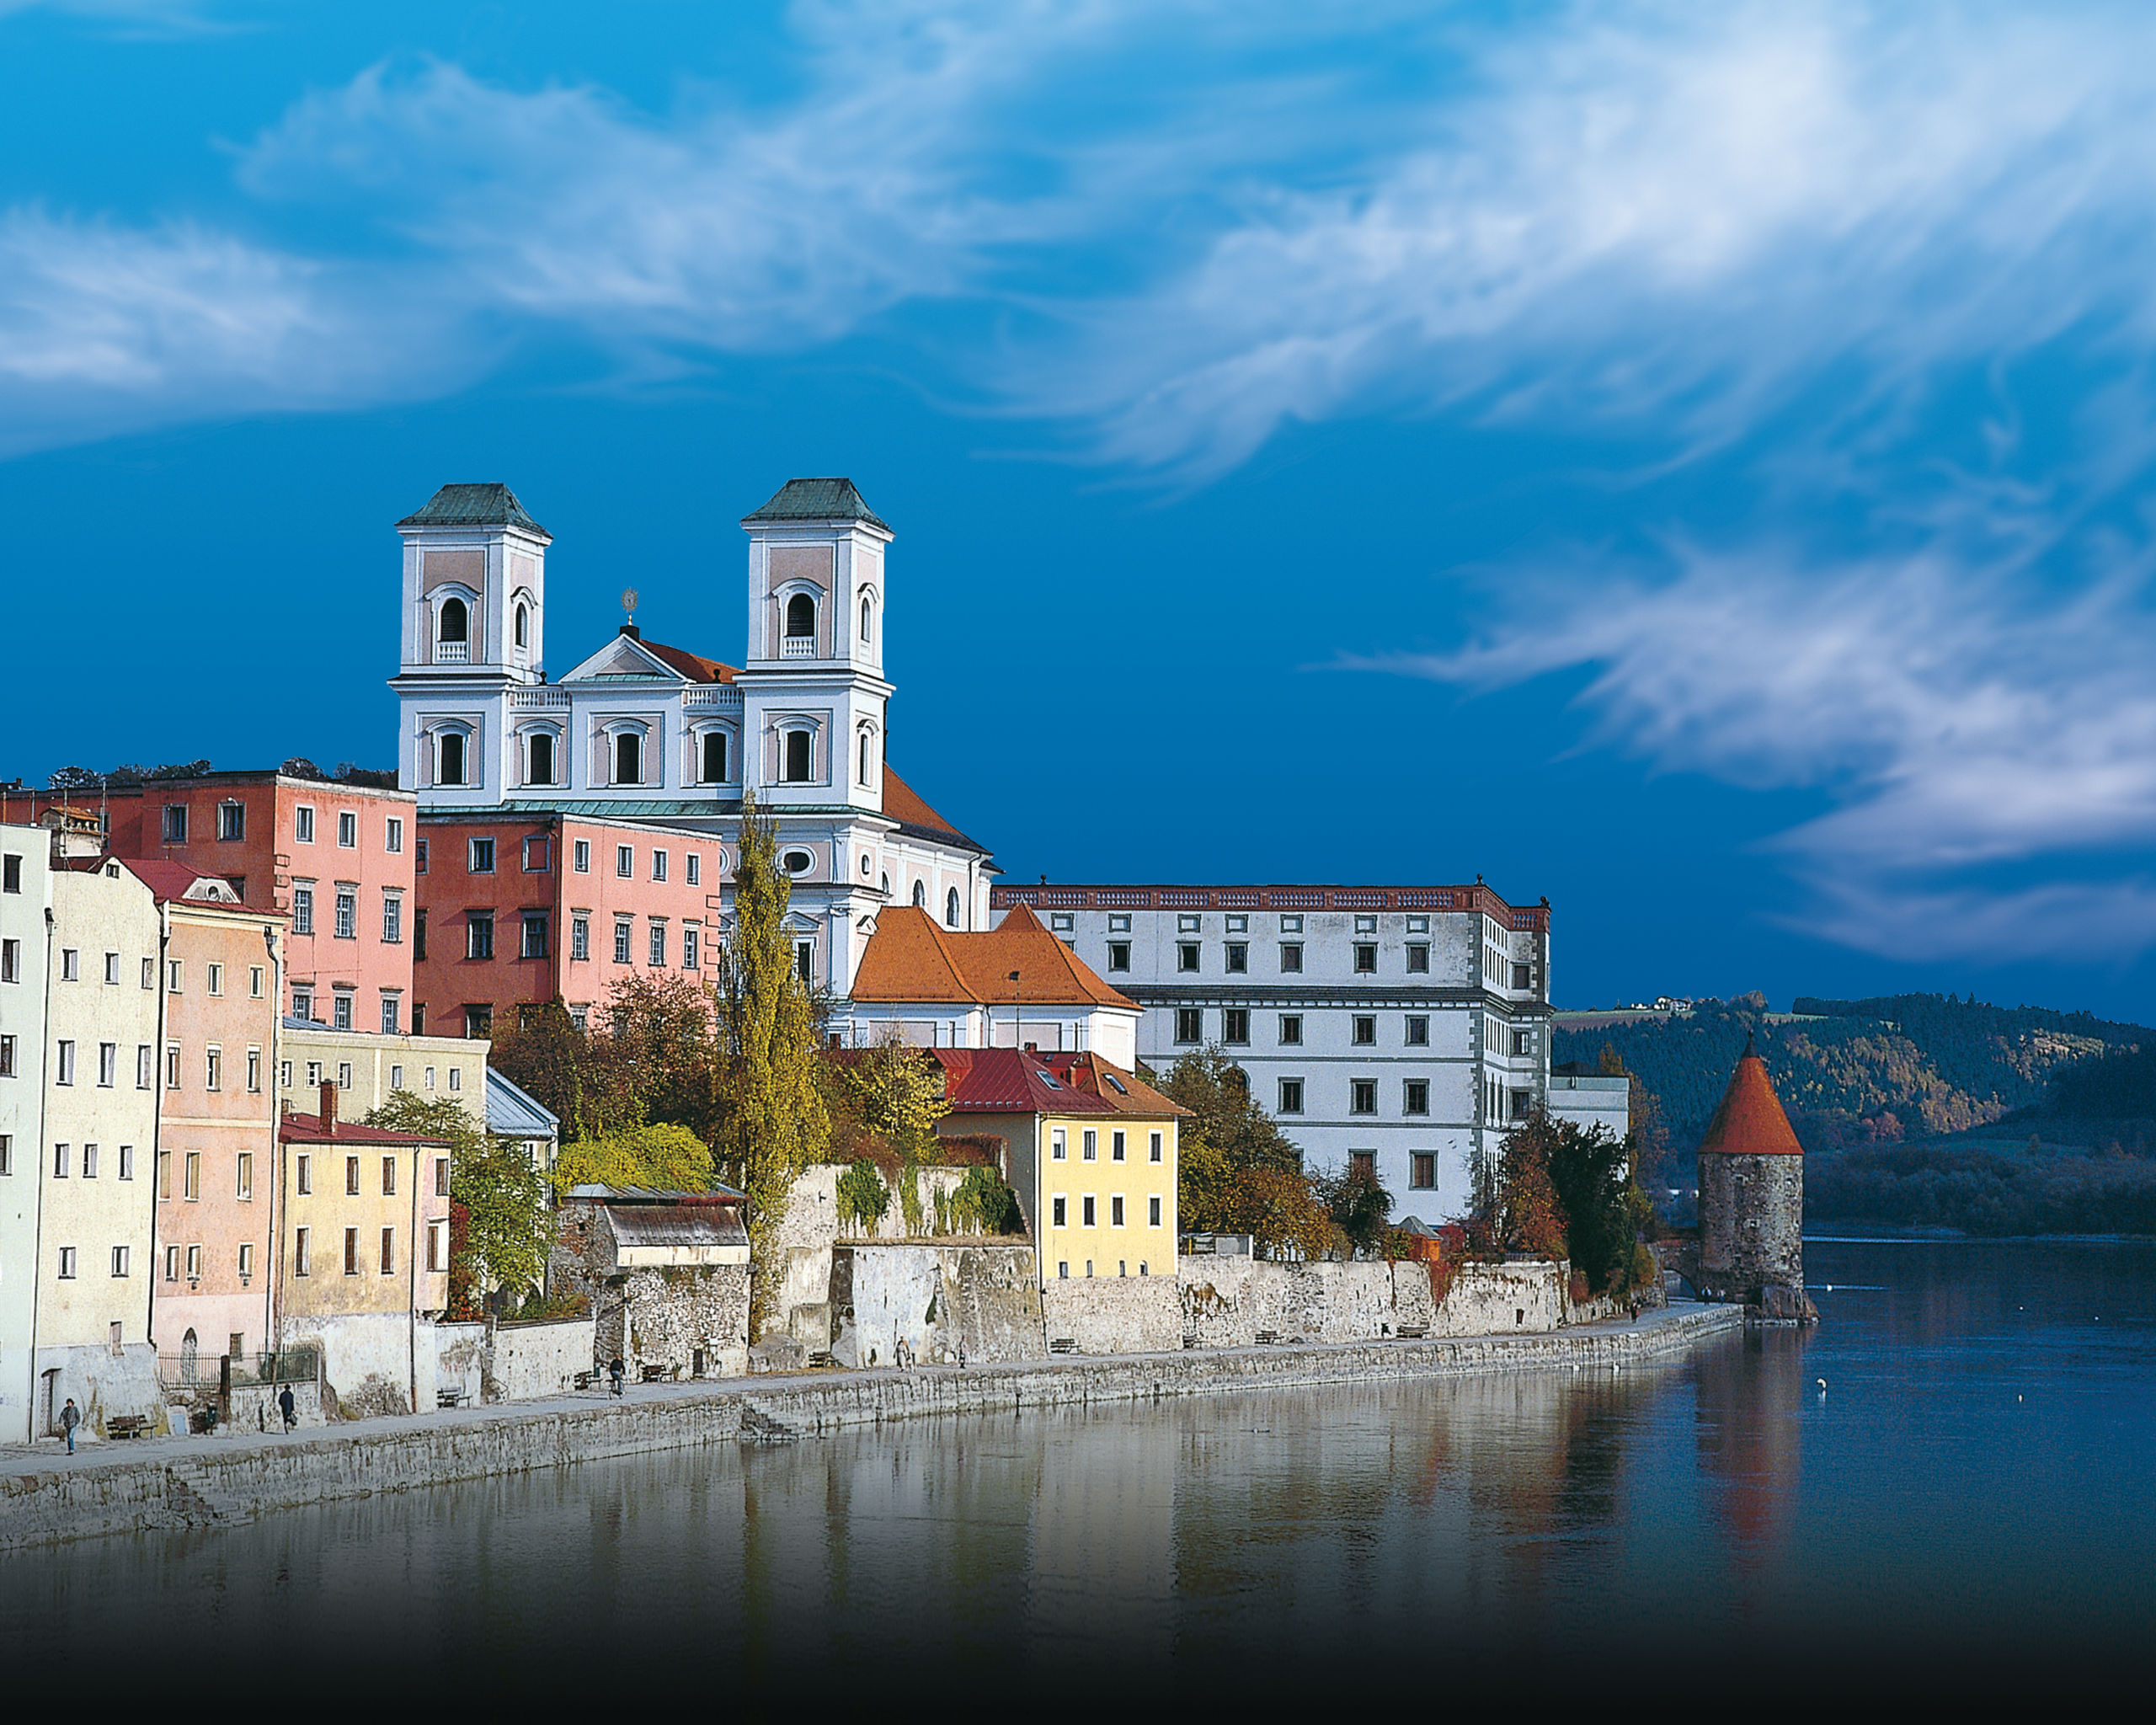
[1697,1039,1814,1319]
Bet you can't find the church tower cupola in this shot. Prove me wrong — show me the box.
[395,482,550,685]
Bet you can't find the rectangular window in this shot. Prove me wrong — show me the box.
[416,839,429,874]
[1177,915,1201,933]
[1225,942,1248,974]
[462,837,495,874]
[344,1228,360,1276]
[380,1227,396,1274]
[1512,1028,1532,1057]
[1511,1088,1531,1121]
[649,921,667,968]
[1,937,16,983]
[1150,1131,1162,1163]
[103,950,120,985]
[1051,1129,1066,1161]
[119,1142,135,1181]
[1279,942,1303,973]
[1355,916,1378,935]
[98,1042,117,1087]
[163,804,188,842]
[1083,1130,1097,1162]
[1405,1080,1430,1116]
[61,948,78,981]
[1279,1078,1304,1114]
[296,1154,312,1195]
[390,1064,403,1090]
[571,916,590,961]
[1279,1014,1303,1045]
[686,854,701,886]
[614,919,632,964]
[574,839,590,873]
[236,1151,253,1200]
[1149,1195,1162,1227]
[1081,1195,1097,1228]
[1108,914,1130,932]
[157,1151,170,1199]
[1110,1195,1124,1227]
[346,1156,360,1194]
[136,1043,156,1087]
[683,926,700,970]
[141,955,155,989]
[1224,1008,1251,1044]
[205,1046,222,1090]
[163,1243,179,1280]
[0,1135,11,1175]
[1107,941,1130,971]
[166,959,182,993]
[414,912,426,962]
[56,1039,75,1085]
[523,835,548,873]
[1353,1015,1376,1046]
[522,912,548,959]
[1351,1151,1375,1180]
[1112,1130,1126,1162]
[382,1156,397,1196]
[338,810,357,848]
[306,1060,322,1087]
[1052,1195,1067,1227]
[462,1007,488,1041]
[249,964,264,998]
[58,1247,77,1279]
[1177,942,1200,972]
[184,1151,200,1200]
[292,886,313,936]
[796,942,814,984]
[1513,962,1532,991]
[1351,1079,1377,1115]
[1174,1008,1203,1044]
[53,1142,68,1178]
[239,1242,254,1281]
[1406,1015,1430,1047]
[1225,914,1248,933]
[294,1228,310,1277]
[334,889,357,939]
[467,911,494,960]
[294,805,315,843]
[1412,1152,1436,1190]
[185,1244,201,1280]
[387,816,403,854]
[428,1220,447,1273]
[82,1142,99,1178]
[435,1156,450,1197]
[1354,943,1378,974]
[165,1044,180,1089]
[616,845,633,879]
[247,1047,262,1092]
[1406,943,1430,974]
[382,894,403,943]
[651,850,667,882]
[381,996,400,1034]
[332,991,353,1031]
[2,854,18,892]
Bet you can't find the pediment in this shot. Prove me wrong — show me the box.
[559,634,688,684]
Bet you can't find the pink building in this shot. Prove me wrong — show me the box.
[13,771,417,1035]
[413,813,721,1037]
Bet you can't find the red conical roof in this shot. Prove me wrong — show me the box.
[1698,1045,1803,1157]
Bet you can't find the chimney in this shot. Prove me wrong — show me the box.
[1024,1041,1038,1054]
[319,1081,338,1133]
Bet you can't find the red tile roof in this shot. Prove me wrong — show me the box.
[1698,1047,1804,1157]
[928,1048,1116,1115]
[279,1112,451,1148]
[851,905,1137,1010]
[1036,1050,1191,1117]
[640,638,739,683]
[106,857,272,912]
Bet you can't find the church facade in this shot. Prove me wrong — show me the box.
[389,478,995,999]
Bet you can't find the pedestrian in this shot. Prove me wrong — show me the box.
[59,1397,80,1455]
[279,1384,297,1432]
[609,1354,626,1397]
[957,1338,967,1370]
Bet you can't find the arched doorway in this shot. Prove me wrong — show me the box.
[180,1327,199,1385]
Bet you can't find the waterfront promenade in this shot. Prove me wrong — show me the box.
[0,1301,1742,1551]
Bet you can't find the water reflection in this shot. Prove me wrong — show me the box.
[4,1241,2153,1699]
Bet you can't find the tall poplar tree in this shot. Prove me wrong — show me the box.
[717,790,830,1336]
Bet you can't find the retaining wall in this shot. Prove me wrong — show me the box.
[833,1245,1043,1367]
[0,1306,1742,1551]
[488,1316,597,1402]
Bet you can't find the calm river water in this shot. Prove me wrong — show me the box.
[7,1238,2153,1699]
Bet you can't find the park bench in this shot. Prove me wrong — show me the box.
[573,1369,601,1391]
[1048,1338,1077,1354]
[436,1387,466,1409]
[104,1414,150,1441]
[1254,1330,1278,1346]
[1395,1325,1428,1340]
[639,1363,672,1383]
[807,1349,834,1369]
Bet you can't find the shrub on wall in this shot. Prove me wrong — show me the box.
[837,1158,892,1231]
[949,1164,1023,1236]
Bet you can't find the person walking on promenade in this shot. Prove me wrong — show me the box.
[279,1385,297,1432]
[958,1338,967,1370]
[59,1397,80,1454]
[609,1355,626,1397]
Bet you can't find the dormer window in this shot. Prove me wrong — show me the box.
[785,593,816,638]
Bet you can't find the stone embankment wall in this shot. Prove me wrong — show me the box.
[488,1317,597,1402]
[832,1245,1043,1368]
[0,1306,1744,1551]
[601,1266,750,1381]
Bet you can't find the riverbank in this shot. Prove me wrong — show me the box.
[0,1302,1742,1551]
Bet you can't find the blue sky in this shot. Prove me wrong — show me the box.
[5,1,2156,1018]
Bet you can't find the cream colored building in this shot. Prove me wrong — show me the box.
[0,830,166,1443]
[278,1020,487,1128]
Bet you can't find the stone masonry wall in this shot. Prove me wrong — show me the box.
[487,1316,597,1402]
[599,1266,750,1381]
[1699,1153,1805,1301]
[832,1245,1044,1367]
[1041,1276,1182,1354]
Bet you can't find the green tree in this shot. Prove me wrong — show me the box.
[552,1122,716,1195]
[604,971,722,1140]
[715,792,830,1336]
[1160,1047,1303,1177]
[365,1094,551,1316]
[488,997,643,1145]
[1312,1162,1394,1256]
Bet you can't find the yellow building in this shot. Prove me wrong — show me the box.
[931,1048,1183,1289]
[277,1020,485,1127]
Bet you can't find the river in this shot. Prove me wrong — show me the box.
[5,1237,2153,1698]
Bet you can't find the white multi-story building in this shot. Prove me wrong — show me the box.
[990,883,1556,1220]
[390,478,994,996]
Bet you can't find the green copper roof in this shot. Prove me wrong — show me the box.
[743,478,888,532]
[398,483,549,537]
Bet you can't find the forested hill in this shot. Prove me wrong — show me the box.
[1553,993,2149,1156]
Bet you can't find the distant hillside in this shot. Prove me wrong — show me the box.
[1553,993,2149,1157]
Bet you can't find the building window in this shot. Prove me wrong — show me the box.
[435,1157,450,1197]
[184,1152,200,1200]
[292,886,314,936]
[528,732,557,786]
[1350,1151,1375,1180]
[52,1141,68,1178]
[1110,1195,1125,1227]
[1513,962,1533,991]
[1351,1079,1377,1115]
[56,1039,75,1085]
[249,965,264,997]
[332,991,354,1031]
[1279,1078,1304,1114]
[437,733,467,787]
[1411,1152,1436,1189]
[785,591,817,638]
[859,731,873,787]
[1173,1008,1203,1044]
[414,913,427,962]
[1150,1131,1162,1163]
[136,1044,153,1089]
[1052,1195,1066,1226]
[101,951,119,985]
[345,1155,360,1194]
[376,1228,394,1275]
[467,837,495,874]
[334,888,356,939]
[387,817,403,854]
[335,810,356,848]
[236,1151,253,1200]
[651,850,667,882]
[946,886,961,929]
[1406,1015,1430,1047]
[247,1047,262,1092]
[912,880,926,908]
[1083,1130,1097,1162]
[141,956,155,989]
[388,1065,403,1091]
[702,731,728,783]
[523,836,550,873]
[1353,1015,1376,1046]
[1405,1080,1430,1116]
[614,919,632,964]
[0,854,14,892]
[1081,1195,1097,1228]
[204,1047,224,1091]
[616,845,633,879]
[98,1042,117,1087]
[416,840,429,874]
[1406,943,1430,974]
[0,937,15,983]
[294,1228,310,1277]
[339,1062,353,1088]
[1354,943,1377,974]
[344,1228,360,1275]
[185,1244,201,1280]
[467,911,494,960]
[783,728,812,782]
[1355,916,1378,936]
[1510,1088,1531,1121]
[377,997,399,1039]
[294,805,317,844]
[61,948,78,982]
[119,1143,135,1180]
[648,921,667,968]
[463,1007,490,1040]
[683,927,700,970]
[687,854,702,886]
[1176,942,1199,973]
[572,916,590,962]
[163,804,188,842]
[1512,1028,1532,1056]
[1224,942,1249,974]
[1272,1016,1299,1049]
[615,731,643,785]
[1052,1129,1066,1162]
[1278,942,1304,973]
[383,894,403,943]
[83,1142,99,1178]
[522,913,548,959]
[1107,941,1130,971]
[1224,1008,1251,1045]
[165,1044,180,1089]
[573,839,590,873]
[795,942,814,984]
[428,1220,447,1273]
[58,1247,77,1280]
[382,1156,398,1197]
